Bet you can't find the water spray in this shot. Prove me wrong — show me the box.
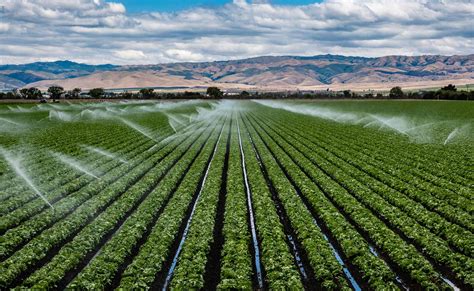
[51,151,101,179]
[0,117,22,126]
[0,147,54,209]
[119,118,157,141]
[444,127,460,145]
[82,145,128,163]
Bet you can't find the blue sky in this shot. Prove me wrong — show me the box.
[120,0,319,13]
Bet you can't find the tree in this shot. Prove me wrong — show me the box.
[206,87,223,99]
[389,86,404,99]
[89,88,105,99]
[422,91,436,100]
[65,88,81,99]
[71,88,82,98]
[48,86,64,101]
[30,87,42,99]
[441,84,457,92]
[6,92,16,99]
[20,87,42,99]
[139,88,155,99]
[19,88,29,99]
[121,91,134,99]
[240,91,250,98]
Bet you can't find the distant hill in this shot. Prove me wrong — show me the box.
[0,60,117,90]
[2,55,473,91]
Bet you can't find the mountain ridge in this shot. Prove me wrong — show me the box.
[1,54,473,91]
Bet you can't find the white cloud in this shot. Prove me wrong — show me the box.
[164,49,206,62]
[0,22,10,32]
[0,0,472,65]
[113,49,146,60]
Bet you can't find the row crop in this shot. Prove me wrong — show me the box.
[0,121,203,264]
[0,123,208,288]
[0,134,152,216]
[168,119,230,289]
[241,115,401,290]
[0,119,157,194]
[242,115,351,290]
[255,113,474,252]
[217,119,254,289]
[238,118,304,289]
[256,103,471,188]
[264,110,473,211]
[249,113,470,288]
[22,120,217,289]
[116,120,226,289]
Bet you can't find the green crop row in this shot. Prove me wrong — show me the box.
[255,104,471,198]
[242,115,400,290]
[239,118,304,289]
[169,119,230,288]
[0,138,112,200]
[326,128,473,203]
[0,125,121,193]
[116,121,225,289]
[0,126,202,288]
[257,115,474,287]
[0,120,154,194]
[256,103,471,188]
[262,108,472,207]
[254,113,474,252]
[246,113,461,289]
[0,124,198,271]
[217,120,253,289]
[243,116,351,290]
[20,121,215,289]
[0,134,152,216]
[268,111,473,213]
[0,138,153,237]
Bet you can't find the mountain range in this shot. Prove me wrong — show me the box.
[1,55,473,91]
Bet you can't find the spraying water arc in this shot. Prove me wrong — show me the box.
[82,145,128,163]
[444,127,460,145]
[119,118,157,142]
[165,114,187,133]
[0,117,22,126]
[51,152,101,179]
[0,147,54,209]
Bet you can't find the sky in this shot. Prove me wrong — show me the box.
[0,0,473,65]
[120,1,320,13]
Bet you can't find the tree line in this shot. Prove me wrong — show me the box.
[0,85,472,101]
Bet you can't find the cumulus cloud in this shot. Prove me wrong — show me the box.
[0,0,472,65]
[113,49,146,60]
[164,49,207,62]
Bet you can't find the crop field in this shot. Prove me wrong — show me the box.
[0,100,472,290]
